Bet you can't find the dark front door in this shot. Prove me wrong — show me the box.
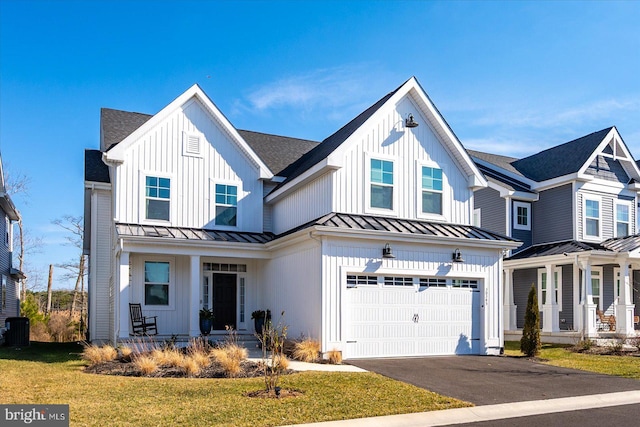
[212,273,236,330]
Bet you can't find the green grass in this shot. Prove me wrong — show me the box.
[0,343,470,427]
[504,341,640,379]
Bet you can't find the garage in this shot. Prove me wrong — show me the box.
[344,275,481,358]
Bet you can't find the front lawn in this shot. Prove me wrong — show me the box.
[504,341,640,379]
[0,343,470,427]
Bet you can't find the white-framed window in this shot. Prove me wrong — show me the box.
[182,131,202,157]
[590,267,603,309]
[473,208,481,227]
[421,166,443,215]
[4,216,9,248]
[346,275,378,288]
[538,267,562,309]
[583,196,601,239]
[384,276,414,287]
[0,275,6,312]
[513,201,531,231]
[369,158,394,210]
[144,261,171,306]
[215,184,238,226]
[145,176,171,221]
[615,202,631,237]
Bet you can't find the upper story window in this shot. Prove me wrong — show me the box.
[513,201,531,231]
[421,166,443,215]
[145,176,171,221]
[615,202,630,237]
[584,197,601,238]
[4,216,9,248]
[370,159,394,210]
[215,184,237,226]
[144,261,170,306]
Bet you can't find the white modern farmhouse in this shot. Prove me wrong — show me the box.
[84,77,520,358]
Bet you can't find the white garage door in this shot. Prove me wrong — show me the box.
[344,276,481,358]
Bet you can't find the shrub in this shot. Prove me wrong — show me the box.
[327,349,342,365]
[258,311,288,392]
[134,355,159,375]
[292,339,321,363]
[575,339,594,352]
[520,284,541,357]
[626,336,640,351]
[48,312,77,342]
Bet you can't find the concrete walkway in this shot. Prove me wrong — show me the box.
[285,390,640,426]
[245,346,367,372]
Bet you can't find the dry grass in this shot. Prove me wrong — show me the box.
[30,322,51,342]
[119,346,133,359]
[180,356,201,377]
[81,344,118,365]
[275,354,289,371]
[292,339,321,363]
[133,354,159,375]
[211,348,242,377]
[327,349,342,365]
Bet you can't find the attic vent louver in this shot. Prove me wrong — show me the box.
[183,131,202,157]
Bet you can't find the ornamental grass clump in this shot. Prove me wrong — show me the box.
[327,349,342,365]
[292,338,320,363]
[133,354,159,375]
[211,348,242,377]
[520,284,541,357]
[81,344,118,365]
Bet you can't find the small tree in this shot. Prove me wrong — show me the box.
[520,283,541,357]
[257,311,288,394]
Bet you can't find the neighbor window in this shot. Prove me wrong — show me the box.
[538,268,562,309]
[513,201,531,231]
[215,184,237,226]
[144,261,170,306]
[584,198,600,238]
[616,203,630,237]
[145,176,170,221]
[421,166,443,215]
[370,159,394,210]
[4,216,9,247]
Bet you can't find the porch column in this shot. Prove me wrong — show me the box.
[118,251,130,340]
[582,261,597,337]
[189,255,201,337]
[542,264,559,332]
[615,261,635,335]
[573,257,581,332]
[503,268,517,330]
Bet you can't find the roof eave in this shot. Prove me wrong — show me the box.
[0,193,20,221]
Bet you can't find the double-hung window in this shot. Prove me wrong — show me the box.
[370,159,394,210]
[584,197,600,238]
[145,176,170,221]
[615,202,630,237]
[215,184,237,226]
[0,275,6,312]
[538,268,562,308]
[421,166,443,215]
[144,261,170,306]
[590,268,602,309]
[513,201,531,231]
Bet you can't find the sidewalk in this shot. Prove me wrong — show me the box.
[246,346,367,372]
[284,390,640,426]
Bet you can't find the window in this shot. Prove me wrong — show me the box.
[384,276,413,287]
[370,159,394,210]
[584,198,600,238]
[615,203,630,237]
[513,201,531,231]
[473,208,481,227]
[347,275,378,288]
[215,184,237,226]
[5,216,9,247]
[0,275,6,312]
[452,279,479,289]
[144,261,170,306]
[421,166,443,215]
[538,268,562,309]
[590,268,602,309]
[420,278,447,288]
[145,176,170,221]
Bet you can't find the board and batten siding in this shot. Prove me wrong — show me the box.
[91,189,113,341]
[532,184,573,245]
[333,97,473,224]
[114,98,263,232]
[261,241,323,340]
[474,187,506,235]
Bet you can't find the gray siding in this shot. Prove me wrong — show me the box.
[577,192,633,240]
[513,268,537,329]
[0,211,19,325]
[475,187,505,235]
[560,264,573,330]
[603,265,615,316]
[585,155,629,182]
[512,229,532,253]
[532,184,573,244]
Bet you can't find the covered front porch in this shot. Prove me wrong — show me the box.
[503,240,640,343]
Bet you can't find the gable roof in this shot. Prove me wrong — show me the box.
[103,84,273,179]
[101,108,152,151]
[511,127,614,181]
[237,130,319,176]
[85,149,110,183]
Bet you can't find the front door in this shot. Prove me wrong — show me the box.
[211,273,237,330]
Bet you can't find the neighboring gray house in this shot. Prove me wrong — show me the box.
[470,127,640,341]
[0,152,23,335]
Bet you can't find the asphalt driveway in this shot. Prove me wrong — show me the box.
[348,355,640,405]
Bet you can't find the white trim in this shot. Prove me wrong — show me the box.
[365,153,398,216]
[538,267,562,310]
[615,200,632,237]
[513,201,531,231]
[210,179,242,229]
[473,208,481,227]
[141,256,176,311]
[140,171,174,225]
[582,194,602,241]
[182,131,203,158]
[590,267,603,310]
[416,160,449,221]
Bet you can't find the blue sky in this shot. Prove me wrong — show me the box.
[1,0,639,289]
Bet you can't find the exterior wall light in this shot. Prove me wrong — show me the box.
[452,248,464,263]
[382,243,396,259]
[405,113,419,128]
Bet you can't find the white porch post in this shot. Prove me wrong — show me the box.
[503,268,517,330]
[118,251,130,340]
[582,261,597,337]
[573,257,581,332]
[189,255,201,337]
[542,263,559,332]
[615,261,635,335]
